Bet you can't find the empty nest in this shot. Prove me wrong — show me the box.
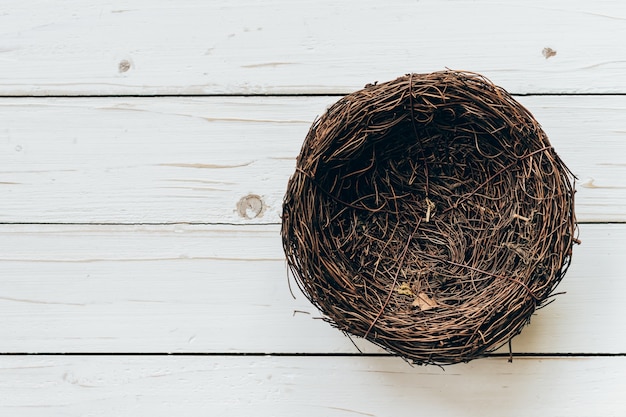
[281,70,578,365]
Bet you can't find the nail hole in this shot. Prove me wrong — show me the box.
[118,59,132,73]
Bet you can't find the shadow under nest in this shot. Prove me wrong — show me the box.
[282,70,578,365]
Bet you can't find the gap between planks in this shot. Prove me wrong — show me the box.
[3,93,626,98]
[0,352,625,357]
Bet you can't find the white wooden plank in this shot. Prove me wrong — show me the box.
[1,95,625,224]
[1,0,626,95]
[0,223,622,354]
[0,356,624,416]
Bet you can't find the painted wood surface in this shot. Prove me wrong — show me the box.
[1,95,625,224]
[0,223,621,354]
[1,0,626,95]
[1,1,625,415]
[1,356,624,417]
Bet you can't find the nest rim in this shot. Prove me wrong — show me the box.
[282,70,577,365]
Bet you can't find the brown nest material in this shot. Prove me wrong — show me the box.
[281,70,578,365]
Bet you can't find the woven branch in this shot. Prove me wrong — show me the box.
[281,70,578,365]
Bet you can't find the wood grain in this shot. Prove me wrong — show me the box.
[1,0,625,95]
[0,356,624,417]
[1,96,624,224]
[0,223,621,354]
[1,0,623,414]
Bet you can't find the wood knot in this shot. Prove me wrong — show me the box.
[237,194,265,219]
[542,47,557,59]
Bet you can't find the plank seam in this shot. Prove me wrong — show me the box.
[1,352,624,357]
[1,93,626,99]
[0,221,622,226]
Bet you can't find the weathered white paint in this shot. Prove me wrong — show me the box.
[1,356,624,416]
[0,223,620,354]
[1,1,624,414]
[0,0,625,95]
[1,95,625,224]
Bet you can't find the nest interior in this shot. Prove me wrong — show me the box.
[281,71,577,365]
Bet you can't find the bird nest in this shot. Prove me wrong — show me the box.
[281,70,578,365]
